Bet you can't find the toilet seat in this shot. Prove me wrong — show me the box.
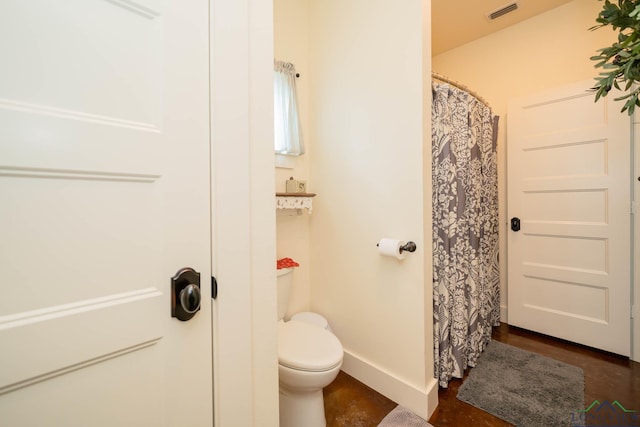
[278,321,343,372]
[291,311,330,330]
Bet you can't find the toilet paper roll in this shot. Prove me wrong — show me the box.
[378,238,405,260]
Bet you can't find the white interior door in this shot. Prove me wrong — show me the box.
[507,79,631,356]
[0,1,213,425]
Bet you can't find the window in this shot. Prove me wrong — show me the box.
[274,60,304,156]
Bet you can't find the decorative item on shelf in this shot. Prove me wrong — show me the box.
[277,177,314,215]
[286,176,307,194]
[275,192,316,214]
[275,191,316,215]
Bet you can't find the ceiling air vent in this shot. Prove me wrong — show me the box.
[487,2,519,20]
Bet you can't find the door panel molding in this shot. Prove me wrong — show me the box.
[0,165,160,183]
[0,289,163,392]
[0,98,160,132]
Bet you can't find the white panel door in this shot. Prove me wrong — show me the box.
[0,1,213,425]
[507,80,631,356]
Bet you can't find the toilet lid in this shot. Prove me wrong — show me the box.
[278,321,343,372]
[291,311,329,329]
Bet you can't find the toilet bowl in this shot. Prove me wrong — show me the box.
[277,267,343,427]
[278,321,342,427]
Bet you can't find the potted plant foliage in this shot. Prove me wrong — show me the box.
[591,0,640,114]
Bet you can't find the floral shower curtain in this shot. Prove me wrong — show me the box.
[432,82,500,387]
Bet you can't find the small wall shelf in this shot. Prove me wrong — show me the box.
[276,193,316,214]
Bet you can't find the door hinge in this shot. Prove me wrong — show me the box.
[632,201,638,215]
[211,276,218,299]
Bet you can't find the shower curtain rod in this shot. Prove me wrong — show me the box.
[431,72,491,110]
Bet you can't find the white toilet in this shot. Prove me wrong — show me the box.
[277,267,343,427]
[291,311,333,332]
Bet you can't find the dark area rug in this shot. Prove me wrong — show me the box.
[457,340,584,427]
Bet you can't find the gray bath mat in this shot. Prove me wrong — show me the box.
[377,405,433,427]
[457,340,584,426]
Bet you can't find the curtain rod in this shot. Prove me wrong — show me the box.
[431,71,491,110]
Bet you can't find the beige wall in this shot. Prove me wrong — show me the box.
[274,0,312,318]
[433,0,617,321]
[308,0,437,417]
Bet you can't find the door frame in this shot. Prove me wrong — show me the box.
[632,113,640,363]
[209,0,280,425]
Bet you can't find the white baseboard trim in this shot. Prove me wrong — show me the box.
[340,349,439,421]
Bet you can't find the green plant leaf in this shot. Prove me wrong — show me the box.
[591,0,640,115]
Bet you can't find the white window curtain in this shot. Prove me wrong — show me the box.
[274,60,304,156]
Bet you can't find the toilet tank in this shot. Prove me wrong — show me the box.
[277,267,293,320]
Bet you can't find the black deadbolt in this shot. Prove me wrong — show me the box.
[510,217,521,232]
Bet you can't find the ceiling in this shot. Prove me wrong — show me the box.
[432,0,574,55]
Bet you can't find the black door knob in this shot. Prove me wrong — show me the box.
[171,267,201,321]
[511,217,521,232]
[180,284,201,314]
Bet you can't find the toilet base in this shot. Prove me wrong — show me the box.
[279,386,326,427]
